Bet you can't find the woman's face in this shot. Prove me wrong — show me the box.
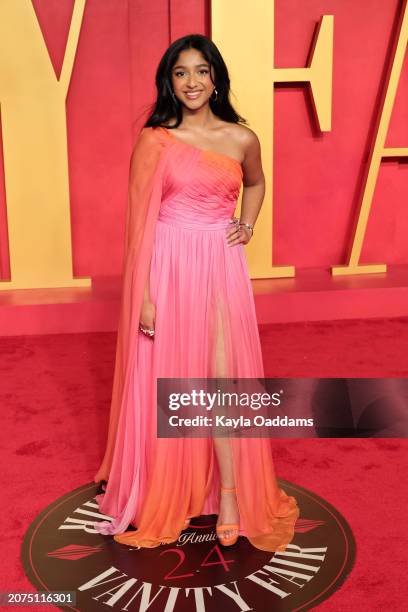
[170,48,216,110]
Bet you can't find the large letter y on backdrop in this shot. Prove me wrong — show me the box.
[0,0,90,289]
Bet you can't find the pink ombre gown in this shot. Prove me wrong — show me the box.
[94,125,298,550]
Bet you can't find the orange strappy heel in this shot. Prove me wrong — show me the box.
[216,486,240,546]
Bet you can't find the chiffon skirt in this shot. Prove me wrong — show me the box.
[95,213,299,550]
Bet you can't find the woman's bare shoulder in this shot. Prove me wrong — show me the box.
[227,123,260,151]
[217,122,260,164]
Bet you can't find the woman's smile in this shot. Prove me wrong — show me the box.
[184,91,203,99]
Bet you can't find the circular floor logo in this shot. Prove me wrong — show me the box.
[22,481,355,611]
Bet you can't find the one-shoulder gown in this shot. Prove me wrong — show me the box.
[94,125,299,551]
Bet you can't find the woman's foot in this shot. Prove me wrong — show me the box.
[216,486,240,544]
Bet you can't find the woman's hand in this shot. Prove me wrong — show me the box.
[139,300,156,339]
[226,217,253,247]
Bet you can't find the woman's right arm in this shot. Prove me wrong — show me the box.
[139,255,156,334]
[124,127,164,337]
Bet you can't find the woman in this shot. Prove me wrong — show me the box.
[94,33,298,551]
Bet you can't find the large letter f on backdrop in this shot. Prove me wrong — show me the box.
[212,1,333,278]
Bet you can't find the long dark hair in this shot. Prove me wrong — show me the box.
[144,34,247,128]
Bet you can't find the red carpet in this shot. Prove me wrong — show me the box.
[1,316,408,610]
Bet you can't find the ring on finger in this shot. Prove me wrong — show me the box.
[139,324,155,337]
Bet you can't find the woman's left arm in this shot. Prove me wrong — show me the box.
[226,129,265,247]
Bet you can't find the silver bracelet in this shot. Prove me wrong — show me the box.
[239,222,254,235]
